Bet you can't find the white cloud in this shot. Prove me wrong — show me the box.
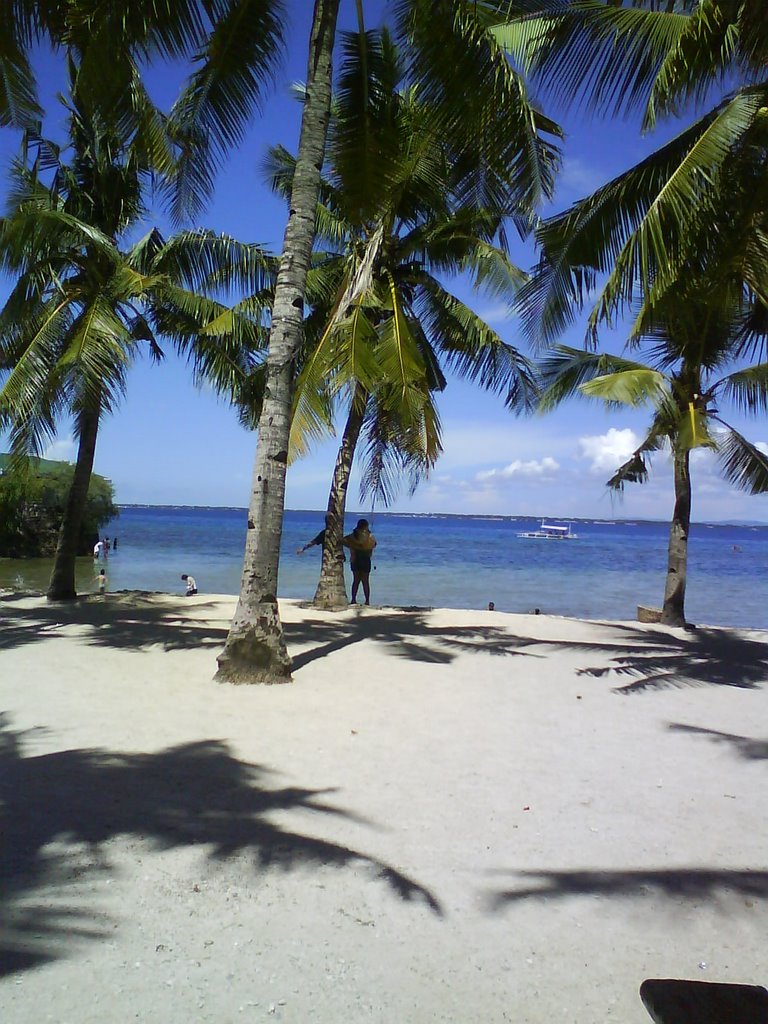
[42,437,77,462]
[555,157,606,201]
[578,428,639,474]
[757,441,768,456]
[473,303,514,326]
[476,456,560,482]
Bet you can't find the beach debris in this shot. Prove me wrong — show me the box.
[699,962,708,970]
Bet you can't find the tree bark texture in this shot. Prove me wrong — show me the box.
[46,407,100,602]
[661,448,691,627]
[312,385,368,609]
[216,0,341,684]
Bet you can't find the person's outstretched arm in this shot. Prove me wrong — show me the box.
[298,530,324,554]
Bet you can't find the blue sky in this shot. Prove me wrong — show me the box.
[2,0,767,524]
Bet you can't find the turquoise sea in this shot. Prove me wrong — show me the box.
[1,505,767,629]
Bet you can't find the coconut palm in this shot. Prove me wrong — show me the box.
[218,0,561,683]
[493,0,768,342]
[265,28,538,609]
[539,274,768,626]
[0,85,272,601]
[1,0,286,220]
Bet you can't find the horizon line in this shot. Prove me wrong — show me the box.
[113,504,768,528]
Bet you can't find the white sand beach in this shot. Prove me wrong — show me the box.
[1,593,767,1023]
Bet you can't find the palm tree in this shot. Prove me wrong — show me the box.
[214,0,341,684]
[494,0,768,343]
[2,0,285,220]
[268,28,538,609]
[218,0,561,683]
[0,85,272,601]
[490,2,768,624]
[539,276,768,627]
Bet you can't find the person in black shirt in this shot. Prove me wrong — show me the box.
[297,515,331,555]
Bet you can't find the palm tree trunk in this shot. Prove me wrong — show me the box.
[216,0,341,684]
[660,448,691,627]
[47,408,100,602]
[313,385,368,609]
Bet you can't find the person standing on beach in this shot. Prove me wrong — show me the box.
[343,519,376,605]
[96,568,107,594]
[297,515,331,556]
[181,573,197,596]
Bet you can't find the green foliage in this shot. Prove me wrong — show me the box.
[272,27,540,507]
[499,0,768,345]
[0,66,272,598]
[2,0,286,222]
[0,455,117,557]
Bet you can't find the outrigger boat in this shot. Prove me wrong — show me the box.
[517,520,578,540]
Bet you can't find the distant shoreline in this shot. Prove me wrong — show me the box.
[114,504,768,528]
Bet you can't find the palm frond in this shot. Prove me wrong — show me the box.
[150,230,275,296]
[675,400,716,450]
[0,12,40,128]
[713,421,768,494]
[500,1,699,125]
[414,276,539,411]
[462,240,528,302]
[605,418,668,492]
[537,344,655,411]
[330,28,405,224]
[714,363,768,416]
[519,92,765,346]
[357,384,442,505]
[166,0,285,221]
[580,367,670,408]
[395,0,562,215]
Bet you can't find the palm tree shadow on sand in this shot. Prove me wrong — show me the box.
[485,867,768,914]
[6,597,766,693]
[286,615,768,693]
[285,610,547,671]
[570,623,768,694]
[668,723,768,761]
[0,594,230,653]
[0,715,440,979]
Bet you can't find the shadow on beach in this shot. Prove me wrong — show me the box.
[3,596,768,693]
[0,714,440,978]
[668,723,768,761]
[287,614,768,694]
[486,867,768,913]
[0,593,229,653]
[286,611,547,671]
[570,622,768,693]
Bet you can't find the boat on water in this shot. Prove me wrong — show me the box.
[517,520,578,540]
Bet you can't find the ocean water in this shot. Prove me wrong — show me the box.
[1,505,767,630]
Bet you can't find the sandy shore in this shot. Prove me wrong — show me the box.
[1,592,767,1023]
